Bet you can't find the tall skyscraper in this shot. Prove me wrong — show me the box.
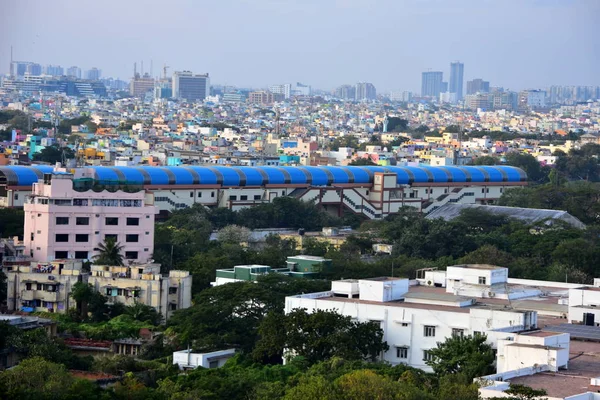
[45,65,64,76]
[334,84,356,100]
[130,73,155,97]
[449,61,464,101]
[85,67,101,80]
[466,79,490,95]
[270,84,292,99]
[172,71,210,102]
[67,66,81,79]
[421,71,443,98]
[355,82,377,101]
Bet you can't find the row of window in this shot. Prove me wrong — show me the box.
[56,217,141,226]
[55,233,140,243]
[229,195,262,201]
[54,250,139,259]
[38,198,143,207]
[24,283,57,292]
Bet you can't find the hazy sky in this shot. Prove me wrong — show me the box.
[1,0,598,92]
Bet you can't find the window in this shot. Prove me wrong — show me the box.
[126,234,139,243]
[190,191,194,198]
[146,215,150,219]
[282,191,285,196]
[105,217,118,225]
[198,192,202,198]
[423,350,435,362]
[240,195,248,201]
[424,325,436,337]
[396,347,408,359]
[55,251,68,259]
[169,303,177,311]
[229,195,237,201]
[105,234,118,241]
[75,234,89,243]
[75,217,89,225]
[37,284,42,290]
[254,195,261,200]
[56,217,69,225]
[478,276,487,285]
[55,234,69,242]
[126,217,139,226]
[73,199,88,206]
[401,322,409,327]
[452,328,465,338]
[144,248,149,252]
[211,192,215,198]
[14,194,18,200]
[169,287,177,295]
[208,360,218,368]
[75,251,88,259]
[125,251,138,260]
[26,283,32,290]
[54,199,71,206]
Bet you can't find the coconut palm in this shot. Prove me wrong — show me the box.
[93,237,124,266]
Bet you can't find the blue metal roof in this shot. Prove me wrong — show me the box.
[0,165,527,188]
[0,165,53,186]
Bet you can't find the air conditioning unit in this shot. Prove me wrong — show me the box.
[488,291,495,298]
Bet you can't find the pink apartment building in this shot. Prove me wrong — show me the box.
[24,170,156,263]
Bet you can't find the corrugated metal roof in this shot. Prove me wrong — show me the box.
[426,203,586,229]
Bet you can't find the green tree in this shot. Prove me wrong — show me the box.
[489,384,547,400]
[216,224,252,244]
[472,155,498,165]
[32,145,75,164]
[94,237,124,266]
[349,158,377,166]
[0,357,99,400]
[425,334,494,380]
[255,308,388,365]
[125,301,163,325]
[0,208,25,237]
[505,152,547,183]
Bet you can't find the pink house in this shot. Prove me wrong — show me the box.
[24,169,156,263]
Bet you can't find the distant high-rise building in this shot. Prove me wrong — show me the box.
[12,62,32,77]
[466,79,490,95]
[45,65,64,76]
[292,82,311,97]
[334,84,356,100]
[85,68,101,80]
[441,82,448,93]
[26,63,42,76]
[172,71,210,102]
[66,66,81,79]
[449,61,464,101]
[390,91,412,102]
[355,82,376,101]
[248,91,274,105]
[421,71,443,98]
[525,90,546,109]
[270,84,292,99]
[130,73,155,97]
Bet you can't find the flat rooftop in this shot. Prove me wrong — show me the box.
[508,342,600,399]
[449,264,502,270]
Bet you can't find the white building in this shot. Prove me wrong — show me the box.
[172,71,210,102]
[173,349,236,370]
[285,275,537,372]
[269,84,292,99]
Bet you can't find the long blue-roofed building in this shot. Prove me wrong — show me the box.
[0,164,526,218]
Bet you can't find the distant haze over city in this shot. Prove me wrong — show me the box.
[1,0,598,92]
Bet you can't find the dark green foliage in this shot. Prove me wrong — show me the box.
[93,237,125,266]
[254,309,388,365]
[168,275,330,354]
[0,208,25,237]
[32,145,75,164]
[425,334,495,380]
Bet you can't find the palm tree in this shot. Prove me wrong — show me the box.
[93,237,124,266]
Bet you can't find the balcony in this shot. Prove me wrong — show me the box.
[21,290,59,302]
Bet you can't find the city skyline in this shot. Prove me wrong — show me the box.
[1,0,599,92]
